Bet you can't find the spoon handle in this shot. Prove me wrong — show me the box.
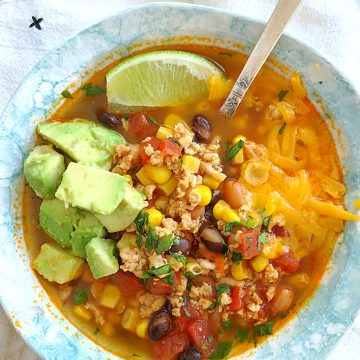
[220,0,302,117]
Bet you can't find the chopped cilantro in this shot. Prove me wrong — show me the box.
[217,328,223,335]
[122,114,129,120]
[168,137,181,146]
[278,122,287,135]
[135,210,148,234]
[224,221,240,232]
[253,321,274,337]
[202,342,207,350]
[226,139,245,162]
[221,319,233,329]
[208,336,214,342]
[183,305,192,318]
[82,83,105,96]
[222,140,230,154]
[161,270,175,286]
[148,115,159,126]
[207,302,217,311]
[231,252,243,264]
[155,234,178,254]
[235,328,250,343]
[182,294,190,302]
[257,232,268,250]
[74,289,88,305]
[141,264,172,284]
[169,251,187,266]
[136,234,143,248]
[262,216,270,227]
[241,215,258,229]
[94,327,100,334]
[209,341,233,360]
[277,89,289,101]
[61,89,73,99]
[219,52,233,57]
[185,271,196,279]
[216,284,230,304]
[145,226,159,252]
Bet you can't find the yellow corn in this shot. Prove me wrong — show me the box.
[144,164,172,184]
[146,208,163,227]
[202,174,221,190]
[164,114,183,128]
[136,167,153,186]
[182,154,201,173]
[250,255,269,272]
[354,199,360,210]
[208,75,233,101]
[117,232,137,250]
[154,195,169,212]
[290,72,307,99]
[121,307,138,332]
[116,298,126,314]
[195,100,211,112]
[276,101,296,123]
[264,192,280,217]
[213,200,230,220]
[99,283,122,309]
[136,319,149,339]
[156,126,174,140]
[287,273,310,289]
[231,261,249,280]
[101,322,116,336]
[261,236,284,259]
[231,135,246,165]
[122,174,133,186]
[106,310,123,325]
[222,208,240,223]
[194,185,212,206]
[73,305,92,322]
[157,176,177,196]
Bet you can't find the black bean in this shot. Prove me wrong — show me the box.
[97,112,120,128]
[170,237,191,254]
[179,346,202,360]
[107,231,123,241]
[148,309,172,341]
[193,115,211,142]
[199,224,227,254]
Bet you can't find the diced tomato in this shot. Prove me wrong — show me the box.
[110,270,144,296]
[153,331,189,360]
[229,286,247,312]
[208,309,222,334]
[158,139,182,157]
[239,228,261,259]
[128,112,158,138]
[272,251,300,273]
[147,272,181,295]
[187,319,217,357]
[139,137,162,164]
[271,225,290,237]
[174,301,202,332]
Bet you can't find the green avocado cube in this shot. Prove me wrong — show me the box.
[95,184,145,233]
[72,213,105,258]
[32,243,84,284]
[40,199,81,248]
[24,145,65,199]
[55,162,127,215]
[86,238,119,279]
[37,119,125,169]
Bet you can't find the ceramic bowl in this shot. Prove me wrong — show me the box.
[0,3,359,359]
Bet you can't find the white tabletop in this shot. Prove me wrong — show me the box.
[0,0,359,359]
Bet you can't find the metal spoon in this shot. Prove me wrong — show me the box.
[220,0,302,117]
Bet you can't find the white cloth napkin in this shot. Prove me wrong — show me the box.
[0,0,359,359]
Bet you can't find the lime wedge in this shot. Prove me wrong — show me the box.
[106,50,225,108]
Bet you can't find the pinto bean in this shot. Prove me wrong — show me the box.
[191,206,205,220]
[97,112,120,128]
[199,224,227,254]
[223,180,247,209]
[193,115,211,142]
[191,275,216,296]
[148,309,172,341]
[269,286,295,316]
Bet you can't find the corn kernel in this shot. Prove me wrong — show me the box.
[121,307,138,332]
[194,185,212,206]
[116,298,126,314]
[136,319,149,339]
[156,126,174,140]
[195,100,211,112]
[354,199,360,210]
[73,305,92,321]
[264,192,280,217]
[136,167,153,186]
[99,283,122,309]
[261,236,283,259]
[117,232,137,250]
[146,208,163,227]
[144,164,172,184]
[231,261,249,280]
[202,174,220,190]
[250,255,269,272]
[122,174,133,186]
[164,114,183,128]
[208,75,233,101]
[213,200,230,220]
[154,195,169,211]
[231,135,246,165]
[106,310,123,325]
[157,176,177,196]
[222,208,240,223]
[182,154,201,173]
[102,322,116,336]
[287,273,310,289]
[290,72,307,99]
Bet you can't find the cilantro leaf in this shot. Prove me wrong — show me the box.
[135,210,148,233]
[277,89,288,101]
[146,264,171,277]
[216,284,230,304]
[226,139,245,162]
[61,89,73,99]
[257,232,268,250]
[148,115,159,126]
[253,321,274,337]
[74,289,88,305]
[185,271,196,279]
[207,302,217,311]
[94,327,100,334]
[183,305,192,318]
[162,270,175,286]
[82,83,105,96]
[209,341,233,360]
[169,251,187,266]
[235,328,250,343]
[145,226,159,252]
[225,221,241,232]
[278,122,287,135]
[262,216,270,227]
[241,216,258,229]
[221,319,233,329]
[231,252,243,264]
[136,234,143,248]
[156,234,179,254]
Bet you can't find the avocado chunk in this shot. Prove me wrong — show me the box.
[24,145,65,199]
[40,199,81,248]
[32,243,84,284]
[86,238,119,279]
[55,162,127,215]
[37,119,125,169]
[95,184,145,232]
[72,214,105,258]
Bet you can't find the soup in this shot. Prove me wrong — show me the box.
[22,44,359,359]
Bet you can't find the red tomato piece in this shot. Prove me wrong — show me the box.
[239,228,260,259]
[187,319,217,357]
[110,270,144,296]
[174,301,202,332]
[271,225,290,237]
[147,272,181,295]
[153,331,190,360]
[158,139,182,157]
[208,309,222,334]
[139,137,162,164]
[272,252,300,273]
[229,286,247,312]
[128,112,158,138]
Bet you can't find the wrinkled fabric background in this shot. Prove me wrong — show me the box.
[0,0,359,359]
